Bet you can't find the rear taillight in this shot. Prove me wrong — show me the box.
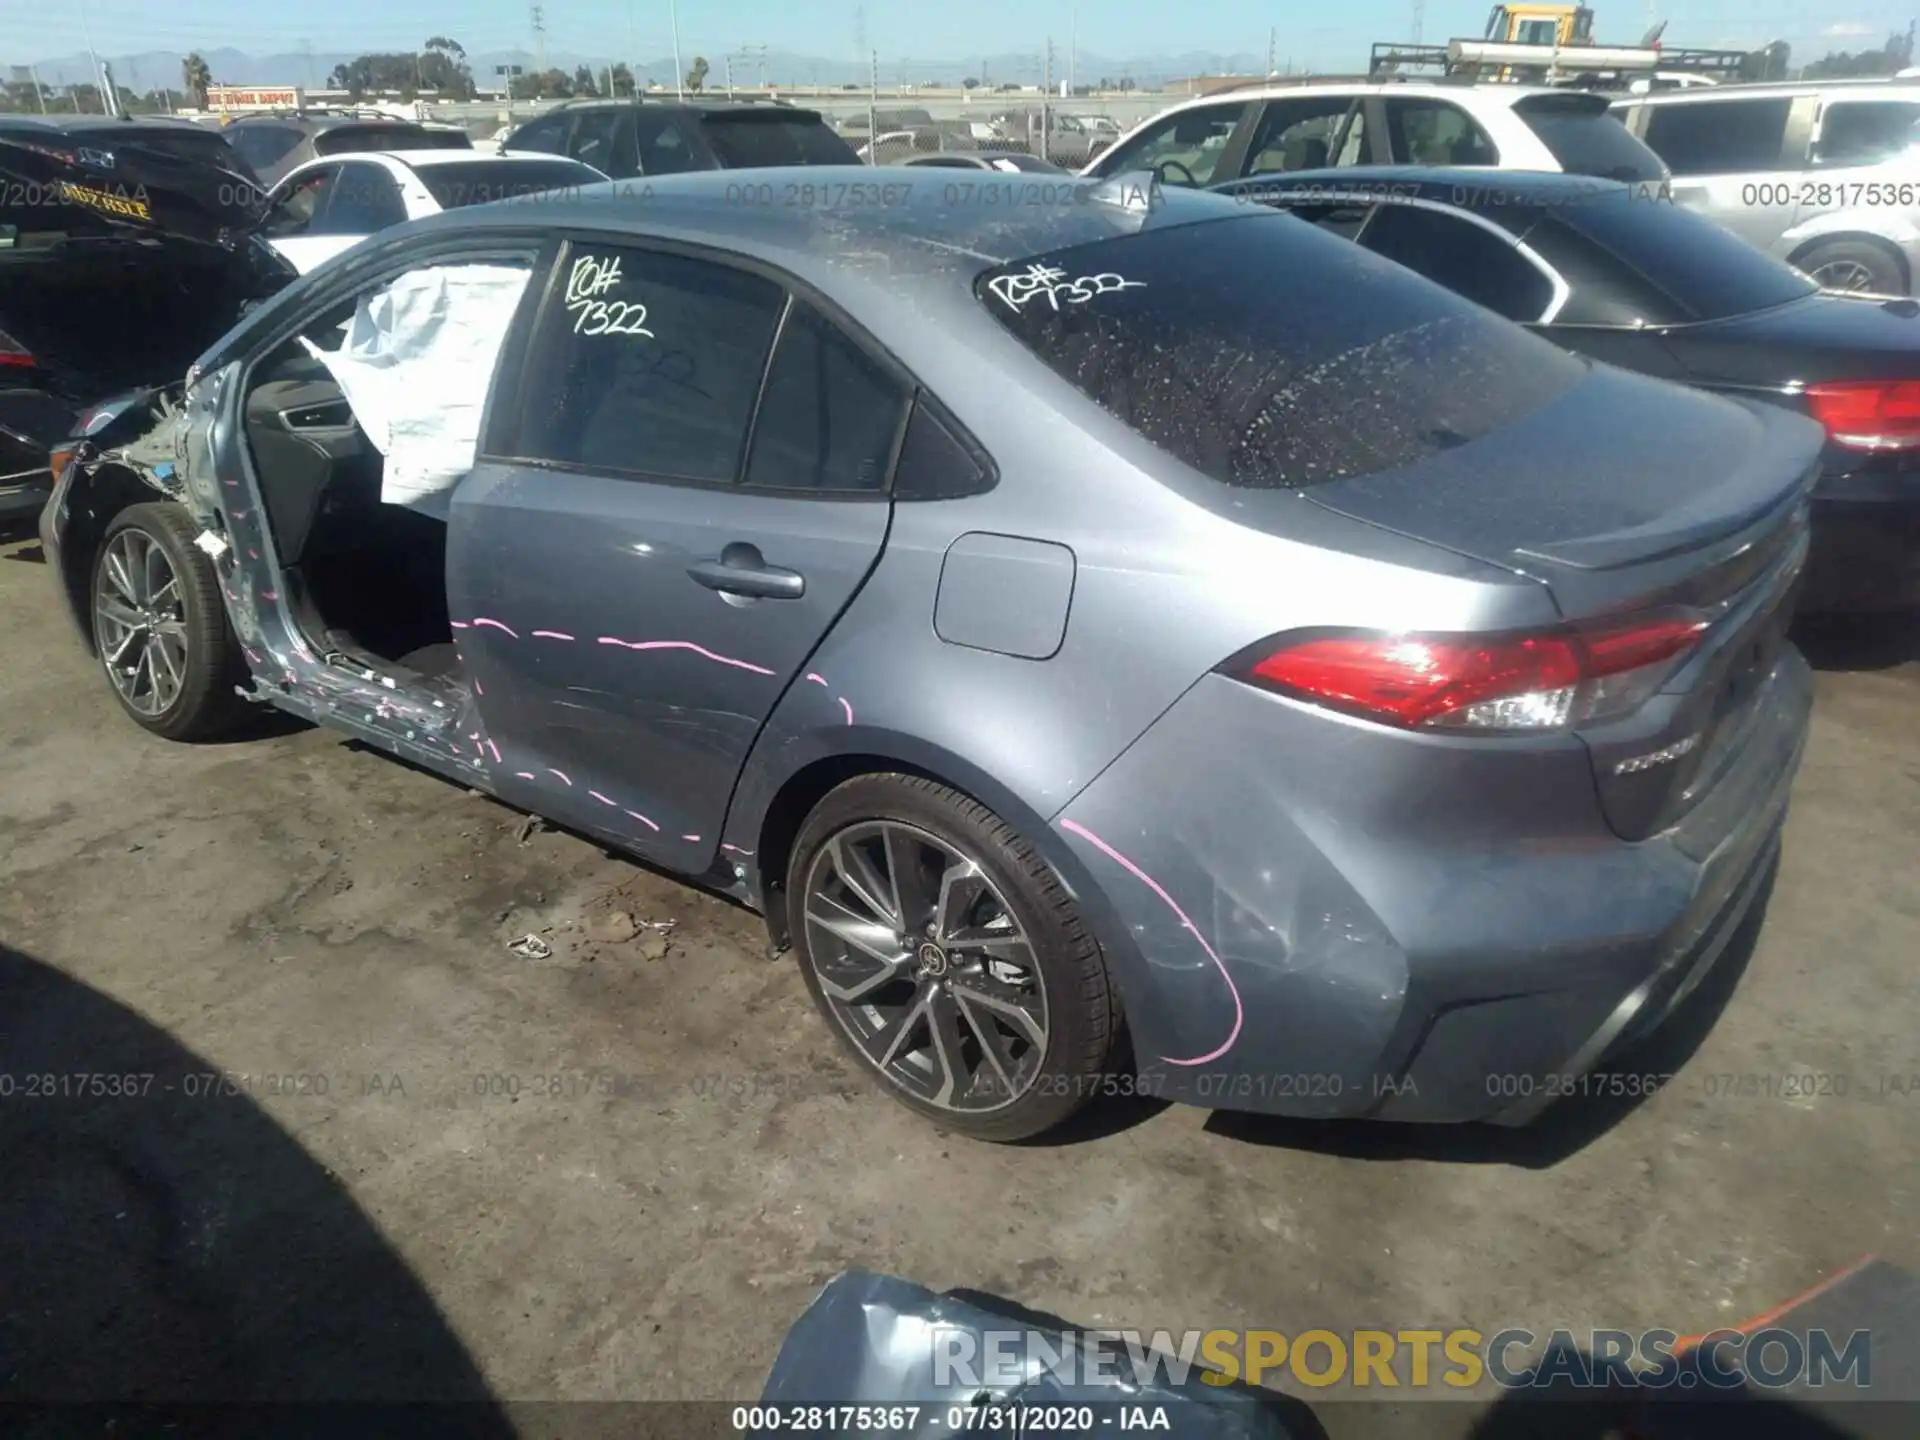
[1230,612,1708,734]
[1806,379,1920,451]
[0,326,34,370]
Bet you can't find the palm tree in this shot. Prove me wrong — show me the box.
[181,52,212,108]
[686,56,709,92]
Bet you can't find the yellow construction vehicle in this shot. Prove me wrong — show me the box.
[1485,4,1596,49]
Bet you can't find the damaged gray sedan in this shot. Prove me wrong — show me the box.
[42,169,1821,1140]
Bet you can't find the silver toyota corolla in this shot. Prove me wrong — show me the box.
[41,168,1823,1140]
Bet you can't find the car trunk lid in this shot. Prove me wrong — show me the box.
[1303,362,1823,839]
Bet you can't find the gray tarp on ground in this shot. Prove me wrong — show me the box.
[757,1270,1311,1439]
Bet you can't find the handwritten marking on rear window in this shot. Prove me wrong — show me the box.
[565,251,654,338]
[988,264,1145,313]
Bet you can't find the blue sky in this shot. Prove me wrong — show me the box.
[3,0,1908,68]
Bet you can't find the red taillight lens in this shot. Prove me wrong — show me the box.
[0,326,33,369]
[1235,613,1708,733]
[1806,379,1920,451]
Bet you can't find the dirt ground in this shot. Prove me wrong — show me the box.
[2,516,1916,1437]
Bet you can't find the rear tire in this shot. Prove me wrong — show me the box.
[1795,238,1906,296]
[90,502,250,741]
[786,774,1119,1142]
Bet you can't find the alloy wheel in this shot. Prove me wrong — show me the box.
[801,820,1050,1113]
[1807,258,1876,293]
[94,528,190,717]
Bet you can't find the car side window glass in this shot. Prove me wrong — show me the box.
[229,125,302,175]
[633,112,698,175]
[1643,99,1791,175]
[1358,204,1556,322]
[567,109,624,173]
[510,244,786,483]
[892,396,995,500]
[262,167,336,237]
[1383,100,1499,166]
[1815,101,1920,168]
[743,303,909,494]
[1099,103,1248,186]
[312,164,407,235]
[1244,99,1360,175]
[506,115,568,155]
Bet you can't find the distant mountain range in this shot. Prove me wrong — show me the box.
[15,46,1282,92]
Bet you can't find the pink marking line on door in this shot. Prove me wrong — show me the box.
[721,844,755,857]
[681,834,700,842]
[588,790,618,806]
[595,637,775,676]
[547,768,573,785]
[486,739,503,763]
[450,621,470,630]
[805,673,828,686]
[624,811,661,831]
[470,618,520,638]
[514,771,537,780]
[531,630,575,641]
[838,697,854,725]
[1058,817,1244,1067]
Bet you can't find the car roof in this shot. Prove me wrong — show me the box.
[228,112,437,131]
[0,114,210,132]
[1148,79,1564,113]
[378,149,578,169]
[529,97,820,117]
[409,163,1224,277]
[1622,79,1920,104]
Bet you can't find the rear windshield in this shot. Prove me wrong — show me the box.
[420,159,603,208]
[1549,192,1816,321]
[315,124,473,158]
[978,213,1586,489]
[102,126,245,171]
[1513,97,1667,182]
[700,115,860,167]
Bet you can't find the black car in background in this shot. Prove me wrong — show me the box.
[1220,167,1920,613]
[220,111,473,188]
[0,116,289,520]
[499,98,859,176]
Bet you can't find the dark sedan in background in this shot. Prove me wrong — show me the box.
[1220,168,1920,613]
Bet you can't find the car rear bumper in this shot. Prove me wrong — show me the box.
[0,467,50,521]
[1050,650,1812,1125]
[1801,481,1920,613]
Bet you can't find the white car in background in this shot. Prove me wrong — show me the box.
[257,150,608,273]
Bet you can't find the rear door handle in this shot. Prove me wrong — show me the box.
[687,543,805,600]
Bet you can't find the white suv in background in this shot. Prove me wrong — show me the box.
[1082,81,1669,188]
[1612,81,1920,294]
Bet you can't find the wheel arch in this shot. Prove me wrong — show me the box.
[55,463,181,655]
[1787,231,1911,293]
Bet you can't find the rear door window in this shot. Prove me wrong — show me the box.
[1511,95,1667,181]
[743,304,909,493]
[1242,97,1362,176]
[634,112,701,174]
[1382,99,1499,166]
[1642,99,1791,175]
[418,159,603,208]
[1815,100,1920,168]
[566,109,637,176]
[1357,204,1557,322]
[977,213,1585,489]
[1093,103,1250,186]
[507,243,786,482]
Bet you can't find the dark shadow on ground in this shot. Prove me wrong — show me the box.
[1201,855,1778,1169]
[1793,609,1920,672]
[0,941,515,1437]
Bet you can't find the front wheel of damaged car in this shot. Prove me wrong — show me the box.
[787,774,1120,1142]
[91,502,249,741]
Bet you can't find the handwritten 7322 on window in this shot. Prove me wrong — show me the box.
[988,264,1145,314]
[565,252,655,338]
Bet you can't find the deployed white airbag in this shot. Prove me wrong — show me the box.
[300,263,531,515]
